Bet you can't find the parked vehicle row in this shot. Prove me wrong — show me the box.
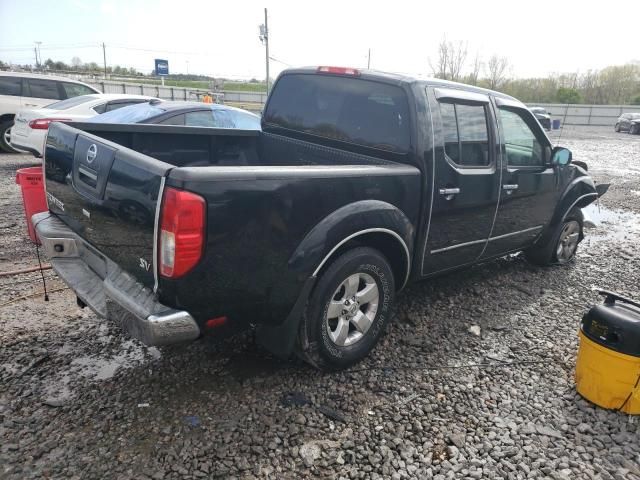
[0,71,100,152]
[10,97,261,157]
[10,94,157,157]
[35,66,604,370]
[615,113,640,134]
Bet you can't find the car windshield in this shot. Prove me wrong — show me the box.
[44,95,95,110]
[213,108,261,129]
[530,107,546,114]
[631,113,640,120]
[90,102,166,123]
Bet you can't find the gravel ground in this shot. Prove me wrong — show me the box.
[1,126,640,480]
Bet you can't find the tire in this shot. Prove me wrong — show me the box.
[615,123,621,133]
[630,125,638,135]
[0,120,21,153]
[296,247,395,371]
[525,209,583,266]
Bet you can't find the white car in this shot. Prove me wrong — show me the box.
[10,94,158,157]
[0,71,100,153]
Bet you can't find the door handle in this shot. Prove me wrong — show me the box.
[503,184,519,193]
[24,103,38,107]
[439,187,460,200]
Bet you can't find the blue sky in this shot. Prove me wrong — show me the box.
[1,0,637,80]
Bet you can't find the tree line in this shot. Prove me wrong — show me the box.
[429,38,640,105]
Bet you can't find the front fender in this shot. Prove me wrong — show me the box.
[536,175,598,246]
[288,199,415,283]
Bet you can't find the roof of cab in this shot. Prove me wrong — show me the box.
[280,66,521,103]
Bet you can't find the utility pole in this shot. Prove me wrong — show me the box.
[102,42,107,79]
[259,8,270,94]
[367,48,371,69]
[35,41,42,70]
[34,47,39,71]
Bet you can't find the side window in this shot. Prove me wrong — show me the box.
[92,103,107,114]
[0,76,22,96]
[438,101,490,167]
[105,101,145,112]
[185,111,216,127]
[26,79,62,100]
[498,108,544,167]
[158,114,185,126]
[61,82,96,98]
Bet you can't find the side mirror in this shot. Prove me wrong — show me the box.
[551,147,572,166]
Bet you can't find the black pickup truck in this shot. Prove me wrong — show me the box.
[34,66,602,370]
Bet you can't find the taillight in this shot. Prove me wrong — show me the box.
[159,187,205,278]
[28,118,72,130]
[317,66,360,76]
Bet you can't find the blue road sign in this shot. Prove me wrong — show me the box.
[155,59,169,76]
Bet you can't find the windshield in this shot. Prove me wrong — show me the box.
[44,95,95,110]
[530,107,546,114]
[90,102,166,123]
[631,113,640,120]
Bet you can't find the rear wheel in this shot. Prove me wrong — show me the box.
[296,247,395,370]
[630,124,638,135]
[0,121,21,153]
[525,210,584,266]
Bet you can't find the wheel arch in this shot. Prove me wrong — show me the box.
[288,200,415,290]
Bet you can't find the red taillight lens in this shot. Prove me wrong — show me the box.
[317,66,360,76]
[159,187,205,278]
[28,118,72,130]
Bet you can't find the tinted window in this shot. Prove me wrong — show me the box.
[185,111,216,127]
[27,79,62,100]
[105,100,146,112]
[264,74,410,153]
[439,102,459,163]
[62,82,96,98]
[90,103,165,123]
[158,114,185,125]
[498,108,544,167]
[44,95,94,110]
[0,76,22,96]
[438,102,490,167]
[92,103,106,114]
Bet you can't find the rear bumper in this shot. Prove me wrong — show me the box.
[32,212,200,346]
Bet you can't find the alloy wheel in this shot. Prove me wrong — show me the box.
[325,272,379,347]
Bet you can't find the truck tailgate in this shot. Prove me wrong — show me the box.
[44,122,173,289]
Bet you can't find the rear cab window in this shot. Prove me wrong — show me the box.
[438,101,490,167]
[263,73,411,154]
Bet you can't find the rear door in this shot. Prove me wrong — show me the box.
[421,87,501,274]
[0,75,24,113]
[481,97,556,258]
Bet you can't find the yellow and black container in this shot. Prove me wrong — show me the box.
[575,290,640,414]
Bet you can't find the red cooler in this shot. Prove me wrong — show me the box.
[15,166,48,244]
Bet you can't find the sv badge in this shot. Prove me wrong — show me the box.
[139,258,152,271]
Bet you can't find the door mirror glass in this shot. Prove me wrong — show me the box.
[552,147,572,166]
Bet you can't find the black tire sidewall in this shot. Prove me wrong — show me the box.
[305,247,395,369]
[0,121,19,153]
[550,214,583,264]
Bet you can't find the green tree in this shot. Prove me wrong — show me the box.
[556,87,581,104]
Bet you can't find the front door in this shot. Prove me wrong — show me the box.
[481,99,557,258]
[421,88,501,275]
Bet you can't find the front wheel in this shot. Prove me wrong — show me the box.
[630,124,638,135]
[297,247,395,370]
[615,123,621,133]
[525,210,584,266]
